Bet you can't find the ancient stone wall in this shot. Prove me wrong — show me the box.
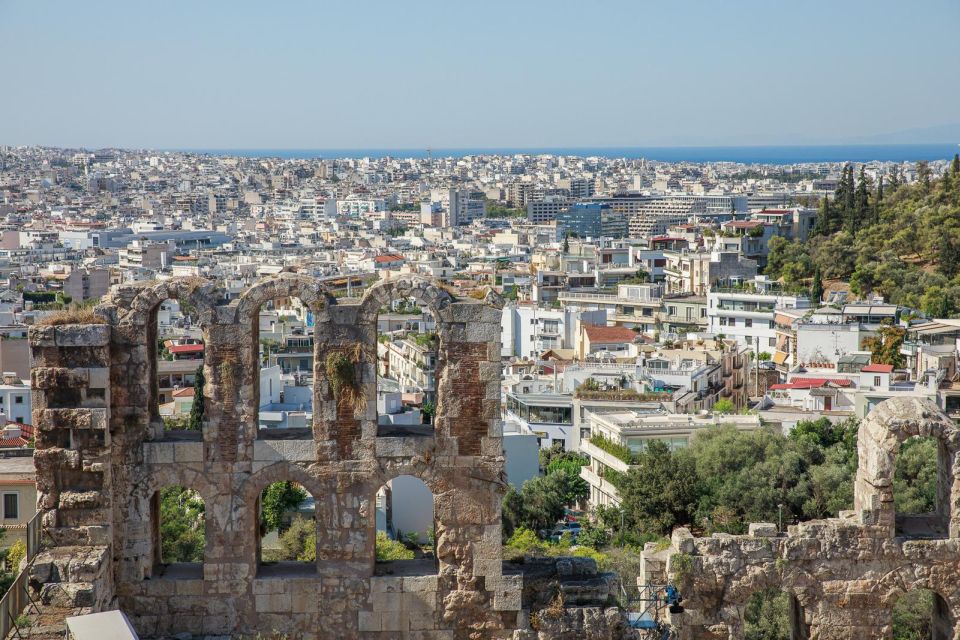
[642,397,960,640]
[28,274,523,640]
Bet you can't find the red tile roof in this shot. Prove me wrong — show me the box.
[861,364,894,373]
[773,377,855,390]
[172,387,196,398]
[168,344,205,355]
[583,324,637,344]
[374,254,405,263]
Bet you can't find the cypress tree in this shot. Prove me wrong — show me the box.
[189,364,205,431]
[843,165,856,213]
[917,161,931,193]
[854,166,869,229]
[810,267,824,304]
[814,196,832,236]
[952,153,959,177]
[889,166,901,191]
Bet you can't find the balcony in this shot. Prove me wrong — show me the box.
[580,466,622,502]
[581,439,631,474]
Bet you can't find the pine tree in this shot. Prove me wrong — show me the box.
[189,364,205,431]
[810,267,824,304]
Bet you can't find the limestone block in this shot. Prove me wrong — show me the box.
[748,522,779,537]
[55,325,110,347]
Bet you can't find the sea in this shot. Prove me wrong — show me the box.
[183,144,960,164]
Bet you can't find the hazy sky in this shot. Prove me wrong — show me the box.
[1,0,957,149]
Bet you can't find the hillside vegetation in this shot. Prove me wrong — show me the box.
[766,156,960,316]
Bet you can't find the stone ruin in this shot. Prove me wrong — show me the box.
[26,274,532,639]
[641,396,960,639]
[26,273,960,640]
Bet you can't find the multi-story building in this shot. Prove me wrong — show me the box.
[707,277,811,351]
[579,410,761,507]
[527,196,572,224]
[0,373,31,425]
[556,203,627,239]
[663,249,757,296]
[500,304,607,359]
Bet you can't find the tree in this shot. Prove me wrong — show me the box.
[862,324,906,368]
[917,161,931,193]
[159,486,205,563]
[713,398,736,414]
[892,590,935,640]
[617,440,700,535]
[853,165,870,233]
[810,266,824,304]
[562,233,570,254]
[744,589,791,640]
[188,364,205,431]
[260,481,308,534]
[893,437,937,514]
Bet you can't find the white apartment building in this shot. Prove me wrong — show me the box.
[580,410,761,507]
[708,277,811,351]
[557,283,663,333]
[0,374,31,425]
[500,305,607,359]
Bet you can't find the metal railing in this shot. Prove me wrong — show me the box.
[0,512,45,639]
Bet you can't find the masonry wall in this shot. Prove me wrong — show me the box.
[28,275,523,640]
[642,397,960,640]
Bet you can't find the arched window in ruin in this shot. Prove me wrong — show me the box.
[153,298,206,439]
[891,590,955,640]
[257,481,316,576]
[376,297,439,436]
[152,485,205,579]
[893,436,943,538]
[374,475,436,575]
[742,588,810,640]
[853,398,959,539]
[255,296,315,439]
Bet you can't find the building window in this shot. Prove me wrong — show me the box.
[3,493,18,520]
[14,396,22,404]
[768,320,775,329]
[744,319,752,328]
[874,376,881,387]
[769,338,776,347]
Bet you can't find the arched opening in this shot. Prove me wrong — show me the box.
[894,436,945,538]
[743,588,810,640]
[255,296,315,439]
[153,298,206,440]
[376,297,439,436]
[152,485,205,579]
[374,475,436,575]
[257,481,316,576]
[892,590,955,640]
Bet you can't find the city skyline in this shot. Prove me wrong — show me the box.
[1,0,958,150]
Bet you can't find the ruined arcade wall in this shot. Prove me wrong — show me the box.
[642,397,960,640]
[28,274,523,640]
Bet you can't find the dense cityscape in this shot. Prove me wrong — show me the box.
[0,143,958,637]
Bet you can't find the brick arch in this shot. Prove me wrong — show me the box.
[875,565,960,609]
[120,277,224,328]
[854,397,960,536]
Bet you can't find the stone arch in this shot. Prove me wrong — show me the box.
[358,276,454,438]
[234,274,335,442]
[240,461,326,574]
[876,571,960,640]
[356,275,454,326]
[121,277,224,329]
[854,397,960,537]
[369,467,440,575]
[129,464,217,579]
[119,278,224,438]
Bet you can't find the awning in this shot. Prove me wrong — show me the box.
[772,351,789,365]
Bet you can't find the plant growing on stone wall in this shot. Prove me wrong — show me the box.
[219,359,236,398]
[670,552,694,582]
[325,347,365,412]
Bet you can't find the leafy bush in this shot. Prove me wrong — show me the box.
[375,531,415,561]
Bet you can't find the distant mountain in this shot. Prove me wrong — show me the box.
[850,123,960,145]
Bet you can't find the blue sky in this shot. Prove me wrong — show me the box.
[0,0,957,149]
